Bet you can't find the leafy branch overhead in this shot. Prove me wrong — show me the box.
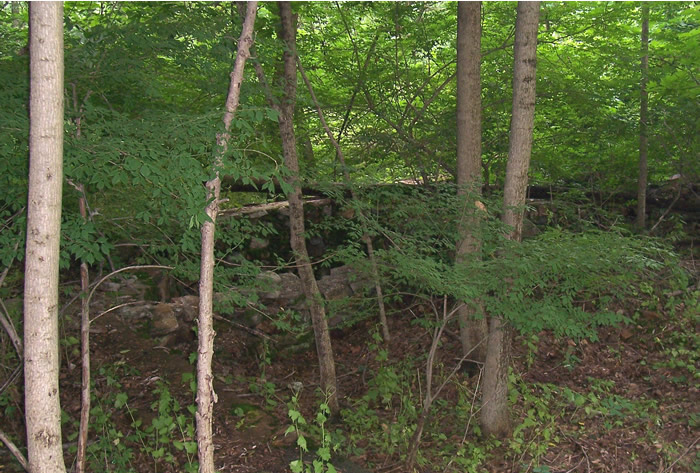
[0,2,697,473]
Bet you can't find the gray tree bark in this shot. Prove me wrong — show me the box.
[636,3,649,230]
[24,3,67,472]
[196,3,257,472]
[481,0,540,439]
[277,1,339,415]
[455,1,487,367]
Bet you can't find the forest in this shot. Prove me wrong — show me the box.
[0,1,698,472]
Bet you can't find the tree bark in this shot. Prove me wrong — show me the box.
[502,1,540,242]
[636,3,650,230]
[455,1,487,367]
[277,1,339,415]
[24,3,67,472]
[196,3,257,472]
[482,1,540,439]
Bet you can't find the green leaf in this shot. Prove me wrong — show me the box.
[316,446,331,461]
[288,408,301,421]
[297,434,308,452]
[114,392,128,409]
[290,460,304,473]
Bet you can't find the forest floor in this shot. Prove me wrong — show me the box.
[2,260,699,473]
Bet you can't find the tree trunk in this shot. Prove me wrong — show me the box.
[480,315,512,437]
[636,3,649,230]
[277,1,339,415]
[482,1,540,439]
[24,3,67,472]
[455,1,487,367]
[196,3,257,472]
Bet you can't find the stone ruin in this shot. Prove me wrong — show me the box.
[104,264,369,347]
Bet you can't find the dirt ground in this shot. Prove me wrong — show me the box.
[1,271,698,473]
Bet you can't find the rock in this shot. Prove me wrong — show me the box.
[119,276,149,297]
[257,271,283,299]
[317,273,352,300]
[246,210,268,219]
[117,303,153,319]
[307,235,326,258]
[152,303,179,335]
[250,237,270,250]
[340,207,355,219]
[99,281,121,292]
[331,265,369,294]
[172,295,199,322]
[278,272,303,303]
[522,218,541,238]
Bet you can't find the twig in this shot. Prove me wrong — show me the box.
[296,51,391,342]
[0,298,22,358]
[0,363,21,397]
[86,265,173,309]
[649,184,682,234]
[213,314,273,341]
[0,427,28,471]
[575,438,592,473]
[662,436,699,473]
[90,300,150,324]
[0,240,20,289]
[442,369,483,473]
[563,456,585,473]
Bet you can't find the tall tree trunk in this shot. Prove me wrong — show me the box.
[481,1,540,438]
[636,3,650,230]
[277,1,339,414]
[24,3,67,472]
[196,3,257,472]
[455,1,487,367]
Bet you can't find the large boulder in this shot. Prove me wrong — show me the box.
[317,272,353,300]
[257,271,283,299]
[151,303,179,335]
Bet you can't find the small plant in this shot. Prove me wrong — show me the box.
[62,363,143,472]
[651,298,699,387]
[523,334,540,369]
[83,401,139,472]
[508,378,560,464]
[249,377,279,409]
[114,382,198,473]
[562,347,581,372]
[286,383,339,473]
[341,330,418,461]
